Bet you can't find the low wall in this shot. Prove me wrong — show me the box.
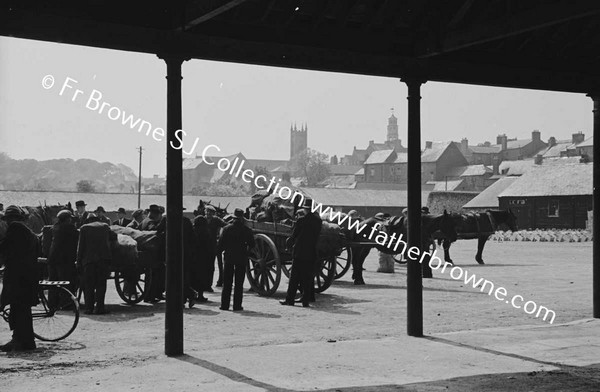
[426,191,479,214]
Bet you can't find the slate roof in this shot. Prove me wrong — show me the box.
[328,165,364,175]
[541,141,572,158]
[577,136,593,148]
[364,150,395,165]
[421,142,452,163]
[445,164,492,178]
[470,145,502,154]
[498,159,536,176]
[428,179,465,191]
[498,163,592,198]
[463,176,519,209]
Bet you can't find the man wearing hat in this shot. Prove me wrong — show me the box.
[205,205,226,291]
[77,213,113,315]
[74,200,89,229]
[217,208,255,311]
[48,210,79,305]
[94,206,111,225]
[141,205,166,303]
[140,204,163,231]
[280,198,322,307]
[126,209,145,230]
[0,206,40,351]
[113,208,131,227]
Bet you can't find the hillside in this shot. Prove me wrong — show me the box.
[0,152,138,192]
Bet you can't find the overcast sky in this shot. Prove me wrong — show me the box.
[0,36,593,176]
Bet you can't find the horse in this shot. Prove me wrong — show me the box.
[436,209,517,265]
[194,199,230,219]
[349,210,457,284]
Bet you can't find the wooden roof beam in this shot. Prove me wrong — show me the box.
[420,1,600,58]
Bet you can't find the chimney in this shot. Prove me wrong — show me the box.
[369,140,374,146]
[425,141,433,149]
[534,154,543,165]
[572,132,585,144]
[548,137,557,147]
[496,134,505,145]
[461,138,468,154]
[492,156,500,175]
[532,130,541,142]
[501,135,508,151]
[483,141,491,147]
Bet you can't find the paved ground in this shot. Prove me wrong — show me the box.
[1,240,598,391]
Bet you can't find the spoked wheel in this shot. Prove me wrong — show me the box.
[392,254,407,264]
[115,267,149,304]
[314,255,336,293]
[32,284,80,342]
[333,246,353,280]
[247,234,282,296]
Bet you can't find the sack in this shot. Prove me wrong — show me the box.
[110,225,160,253]
[110,234,137,268]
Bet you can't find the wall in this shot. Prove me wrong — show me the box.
[499,195,593,229]
[426,191,479,214]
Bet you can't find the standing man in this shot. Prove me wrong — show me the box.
[113,208,131,227]
[205,205,226,291]
[280,198,322,308]
[73,200,89,229]
[77,215,113,315]
[48,210,79,303]
[140,205,165,303]
[94,207,111,225]
[0,206,40,352]
[218,209,255,311]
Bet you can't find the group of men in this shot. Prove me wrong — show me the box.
[0,196,326,352]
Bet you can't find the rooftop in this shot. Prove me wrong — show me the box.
[463,176,519,208]
[301,188,430,207]
[498,163,592,198]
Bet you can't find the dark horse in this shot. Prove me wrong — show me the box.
[350,211,457,284]
[436,209,517,265]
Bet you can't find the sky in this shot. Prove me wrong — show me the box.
[0,36,593,177]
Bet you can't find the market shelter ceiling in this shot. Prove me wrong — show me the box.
[2,0,600,93]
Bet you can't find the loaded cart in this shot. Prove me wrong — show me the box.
[244,219,353,296]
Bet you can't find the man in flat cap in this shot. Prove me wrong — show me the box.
[0,206,40,351]
[73,200,89,229]
[126,209,145,230]
[281,198,322,307]
[113,208,131,227]
[217,208,255,311]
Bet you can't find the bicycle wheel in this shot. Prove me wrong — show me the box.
[33,285,80,342]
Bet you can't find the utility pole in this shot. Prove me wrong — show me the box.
[137,146,143,209]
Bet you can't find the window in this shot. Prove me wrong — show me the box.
[370,168,375,177]
[548,200,559,217]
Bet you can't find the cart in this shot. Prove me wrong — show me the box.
[244,220,353,296]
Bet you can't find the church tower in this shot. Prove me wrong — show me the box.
[290,122,308,162]
[387,110,398,142]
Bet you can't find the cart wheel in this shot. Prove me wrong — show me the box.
[115,268,149,304]
[333,246,353,280]
[247,234,281,296]
[392,254,407,264]
[315,255,336,293]
[282,260,292,279]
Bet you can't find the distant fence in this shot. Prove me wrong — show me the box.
[427,191,479,214]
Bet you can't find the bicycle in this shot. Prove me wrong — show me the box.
[1,271,80,342]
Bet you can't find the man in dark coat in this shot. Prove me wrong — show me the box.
[77,215,113,315]
[113,208,132,227]
[141,205,165,303]
[205,205,226,291]
[94,206,111,225]
[217,209,255,311]
[48,209,79,305]
[281,198,322,307]
[0,205,40,352]
[192,215,211,302]
[73,200,89,229]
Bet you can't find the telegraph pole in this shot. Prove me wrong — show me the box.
[137,146,143,208]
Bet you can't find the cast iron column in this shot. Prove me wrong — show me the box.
[161,54,185,356]
[403,77,425,337]
[589,93,600,318]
